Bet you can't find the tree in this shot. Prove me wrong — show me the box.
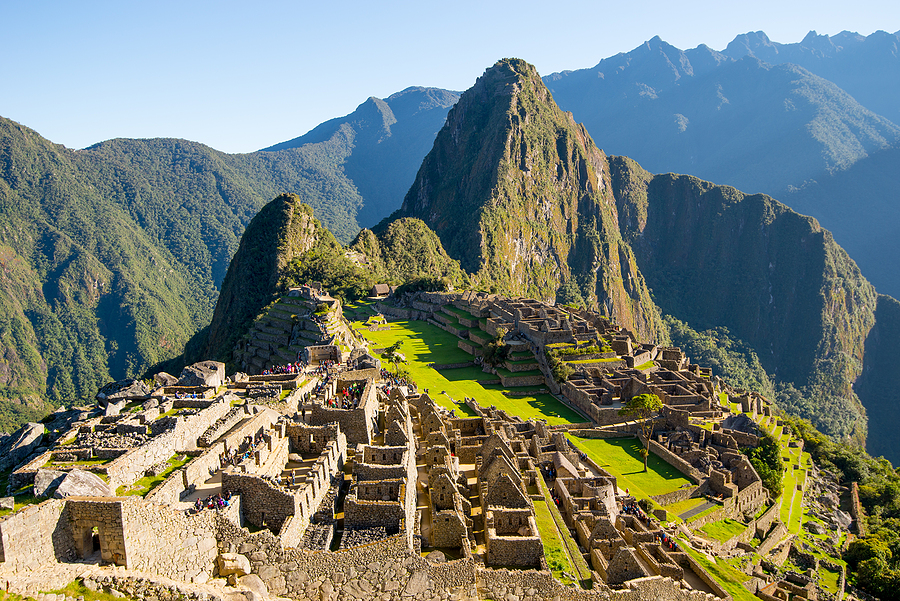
[619,393,663,472]
[483,328,511,368]
[381,341,405,374]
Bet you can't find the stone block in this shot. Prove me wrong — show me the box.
[179,361,226,388]
[217,552,251,576]
[0,496,14,510]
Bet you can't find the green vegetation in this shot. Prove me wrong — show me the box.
[666,316,774,398]
[50,579,139,601]
[350,313,582,424]
[115,455,190,497]
[534,470,592,588]
[679,541,756,601]
[700,518,747,542]
[533,498,578,586]
[743,431,784,497]
[567,435,691,498]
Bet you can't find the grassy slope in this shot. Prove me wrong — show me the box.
[349,313,583,424]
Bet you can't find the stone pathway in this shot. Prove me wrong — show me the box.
[679,499,717,521]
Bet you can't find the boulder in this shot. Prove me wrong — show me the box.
[1,422,45,470]
[0,497,14,510]
[154,371,179,387]
[34,468,67,497]
[425,550,446,563]
[143,398,159,410]
[96,379,151,407]
[179,361,225,388]
[104,399,126,416]
[54,469,113,498]
[833,509,853,530]
[805,520,827,536]
[238,574,268,597]
[217,552,251,576]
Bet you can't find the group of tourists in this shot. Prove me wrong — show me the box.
[622,500,651,525]
[544,464,559,482]
[192,491,232,512]
[174,392,202,399]
[220,434,264,468]
[262,361,305,375]
[656,530,679,552]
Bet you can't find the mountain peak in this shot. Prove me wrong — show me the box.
[394,59,665,341]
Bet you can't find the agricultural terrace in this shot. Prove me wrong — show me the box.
[344,303,584,425]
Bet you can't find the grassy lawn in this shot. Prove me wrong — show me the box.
[701,518,747,542]
[566,436,691,498]
[533,498,578,586]
[353,318,583,424]
[679,541,756,601]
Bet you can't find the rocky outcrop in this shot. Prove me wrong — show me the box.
[34,468,66,497]
[1,422,44,470]
[96,379,151,406]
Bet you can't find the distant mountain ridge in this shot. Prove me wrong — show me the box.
[262,87,459,227]
[544,29,900,302]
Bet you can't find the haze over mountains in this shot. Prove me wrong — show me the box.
[2,29,900,462]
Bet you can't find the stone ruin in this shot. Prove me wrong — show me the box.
[0,294,789,601]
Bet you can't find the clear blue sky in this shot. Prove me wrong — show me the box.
[2,0,898,154]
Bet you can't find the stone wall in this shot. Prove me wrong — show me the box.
[214,515,478,600]
[118,498,219,583]
[310,379,377,444]
[144,466,187,505]
[183,442,227,489]
[222,471,298,534]
[0,499,73,569]
[105,429,179,492]
[647,439,705,484]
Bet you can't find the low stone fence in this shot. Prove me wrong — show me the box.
[499,373,545,387]
[652,484,704,507]
[647,439,705,484]
[431,362,475,370]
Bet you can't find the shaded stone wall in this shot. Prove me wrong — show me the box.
[647,439,705,484]
[222,472,298,533]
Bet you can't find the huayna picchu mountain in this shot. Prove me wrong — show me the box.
[387,58,666,345]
